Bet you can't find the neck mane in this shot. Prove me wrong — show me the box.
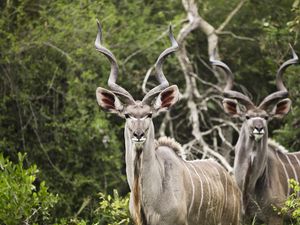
[124,120,186,225]
[234,123,269,196]
[124,122,158,225]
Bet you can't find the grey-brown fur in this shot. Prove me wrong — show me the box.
[221,100,299,225]
[234,120,300,225]
[97,87,242,225]
[96,23,241,225]
[212,45,299,225]
[126,121,241,225]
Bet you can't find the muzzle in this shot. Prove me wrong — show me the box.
[252,127,265,141]
[132,131,146,144]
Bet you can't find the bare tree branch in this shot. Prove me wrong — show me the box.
[216,0,247,32]
[142,0,247,172]
[217,31,255,41]
[121,21,183,66]
[174,0,248,171]
[190,72,222,92]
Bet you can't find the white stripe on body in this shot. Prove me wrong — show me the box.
[276,151,290,196]
[221,169,228,216]
[290,154,300,182]
[188,162,204,221]
[231,175,236,224]
[193,161,211,221]
[219,168,231,223]
[284,154,298,183]
[210,165,223,224]
[182,161,195,216]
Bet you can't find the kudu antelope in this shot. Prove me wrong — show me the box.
[95,21,241,225]
[211,46,299,224]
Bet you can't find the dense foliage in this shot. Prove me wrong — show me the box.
[275,179,300,225]
[1,0,300,223]
[0,152,57,224]
[95,190,132,225]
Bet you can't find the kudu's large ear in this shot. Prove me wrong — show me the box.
[270,98,291,119]
[96,87,124,115]
[222,98,242,117]
[153,85,180,113]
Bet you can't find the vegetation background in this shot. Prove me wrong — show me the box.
[1,0,300,224]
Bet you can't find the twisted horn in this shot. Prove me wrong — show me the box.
[210,50,255,109]
[276,44,298,91]
[142,25,179,103]
[95,20,134,103]
[259,45,298,109]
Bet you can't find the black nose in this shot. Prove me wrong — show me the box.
[253,119,264,132]
[254,126,264,132]
[133,131,145,140]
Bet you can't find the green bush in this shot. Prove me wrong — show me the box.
[53,218,88,225]
[94,189,132,225]
[275,179,300,224]
[0,152,58,225]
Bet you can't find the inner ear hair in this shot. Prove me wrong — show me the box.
[153,85,179,111]
[96,87,124,113]
[161,95,175,108]
[272,98,292,118]
[101,92,116,108]
[223,98,239,116]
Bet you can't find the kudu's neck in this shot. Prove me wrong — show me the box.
[124,121,162,224]
[124,121,161,191]
[234,122,269,194]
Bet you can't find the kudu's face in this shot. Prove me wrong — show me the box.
[96,85,180,145]
[210,45,297,142]
[223,98,292,142]
[124,102,153,143]
[242,108,269,141]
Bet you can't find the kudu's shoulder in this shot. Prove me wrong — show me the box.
[268,139,300,157]
[155,136,186,159]
[268,138,289,153]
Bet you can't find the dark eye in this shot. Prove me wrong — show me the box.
[264,116,269,120]
[245,115,250,120]
[147,113,152,118]
[124,113,130,119]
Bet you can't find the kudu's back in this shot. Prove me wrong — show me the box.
[182,159,241,225]
[155,140,240,224]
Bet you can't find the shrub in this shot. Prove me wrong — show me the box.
[94,189,132,225]
[0,152,58,225]
[275,179,300,224]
